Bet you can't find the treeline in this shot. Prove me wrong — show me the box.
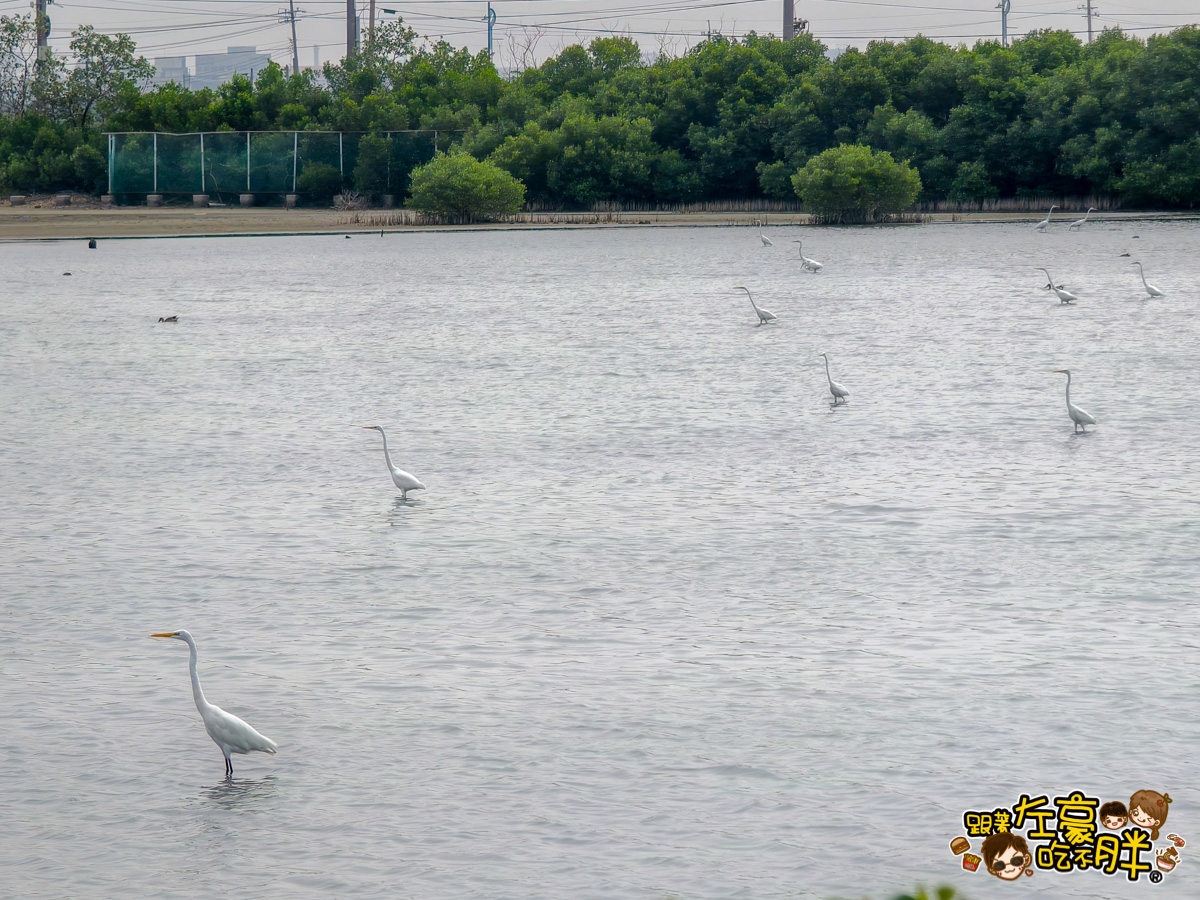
[2,12,1199,208]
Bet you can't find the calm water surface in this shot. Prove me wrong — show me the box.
[2,222,1198,899]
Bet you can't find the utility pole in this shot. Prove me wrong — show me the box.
[346,0,357,57]
[368,0,376,47]
[280,0,300,74]
[1079,0,1096,43]
[487,2,496,58]
[783,0,794,40]
[996,0,1010,48]
[34,0,50,59]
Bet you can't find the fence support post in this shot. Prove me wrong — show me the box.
[292,131,298,192]
[246,132,251,191]
[153,133,158,193]
[339,132,344,177]
[200,133,205,191]
[107,134,114,195]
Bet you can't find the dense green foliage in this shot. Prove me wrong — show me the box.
[3,10,1200,209]
[793,144,921,221]
[407,151,525,220]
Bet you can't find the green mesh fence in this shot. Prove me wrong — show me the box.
[105,131,442,203]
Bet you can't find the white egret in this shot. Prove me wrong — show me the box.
[1131,261,1165,298]
[1037,267,1078,304]
[791,240,823,272]
[1053,370,1097,433]
[734,286,777,325]
[818,351,850,405]
[363,425,425,499]
[1069,207,1097,230]
[757,221,773,247]
[1034,205,1057,231]
[151,631,277,778]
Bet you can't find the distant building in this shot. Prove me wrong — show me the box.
[192,46,272,90]
[152,56,190,88]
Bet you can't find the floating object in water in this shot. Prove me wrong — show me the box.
[63,272,71,276]
[151,630,278,778]
[345,235,351,239]
[88,238,97,249]
[158,316,178,322]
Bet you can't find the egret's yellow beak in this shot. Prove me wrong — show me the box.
[362,426,375,430]
[1053,370,1066,374]
[151,632,176,638]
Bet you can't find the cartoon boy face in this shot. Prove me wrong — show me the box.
[990,844,1028,880]
[1131,806,1158,828]
[1103,813,1128,829]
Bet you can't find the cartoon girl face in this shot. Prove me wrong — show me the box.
[1131,806,1159,828]
[982,832,1031,881]
[990,844,1028,880]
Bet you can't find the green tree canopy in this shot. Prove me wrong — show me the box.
[792,143,921,222]
[407,151,525,221]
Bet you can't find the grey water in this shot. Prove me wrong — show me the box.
[1,221,1198,900]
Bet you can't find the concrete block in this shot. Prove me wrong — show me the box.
[101,195,114,207]
[285,194,299,208]
[193,194,210,207]
[147,194,164,207]
[54,194,71,207]
[10,195,26,206]
[239,193,255,207]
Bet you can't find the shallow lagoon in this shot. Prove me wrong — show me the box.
[2,221,1198,899]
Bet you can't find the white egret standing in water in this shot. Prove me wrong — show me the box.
[151,630,277,778]
[734,286,777,325]
[1037,267,1078,304]
[818,351,850,404]
[791,240,823,272]
[1069,207,1097,230]
[1034,206,1057,232]
[1053,370,1097,433]
[1131,261,1165,297]
[363,425,425,499]
[757,221,773,247]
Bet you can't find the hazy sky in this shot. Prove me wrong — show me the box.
[8,0,1198,71]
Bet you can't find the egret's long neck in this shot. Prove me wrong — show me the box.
[183,636,211,714]
[1137,265,1148,288]
[744,291,757,313]
[377,429,395,470]
[823,355,833,384]
[1064,373,1072,405]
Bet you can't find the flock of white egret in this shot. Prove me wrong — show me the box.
[153,212,1177,777]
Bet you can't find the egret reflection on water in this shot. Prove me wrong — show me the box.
[363,425,425,500]
[151,630,277,778]
[1053,369,1097,433]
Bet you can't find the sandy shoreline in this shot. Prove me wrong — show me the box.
[1,202,1194,241]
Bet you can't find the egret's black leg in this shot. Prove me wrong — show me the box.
[225,756,233,779]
